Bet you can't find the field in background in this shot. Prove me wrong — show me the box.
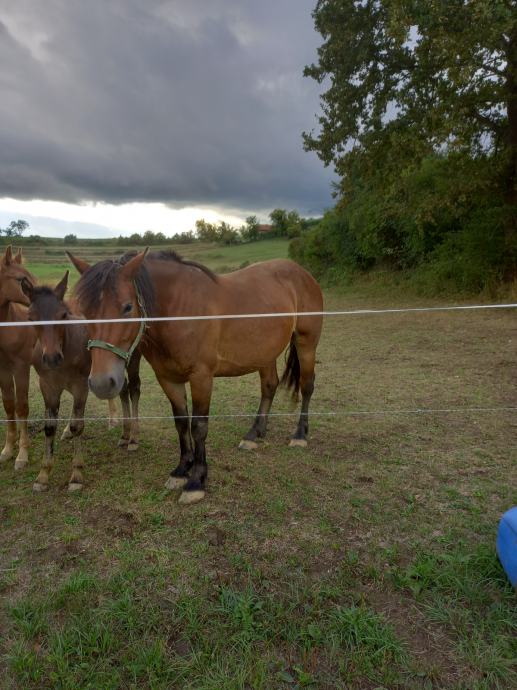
[21,238,290,285]
[1,239,517,689]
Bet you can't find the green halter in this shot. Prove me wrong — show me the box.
[87,283,147,366]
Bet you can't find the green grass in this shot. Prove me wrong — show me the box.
[1,239,517,688]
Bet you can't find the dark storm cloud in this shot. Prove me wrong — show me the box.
[0,0,332,215]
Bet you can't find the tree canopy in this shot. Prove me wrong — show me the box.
[304,0,514,183]
[297,0,517,286]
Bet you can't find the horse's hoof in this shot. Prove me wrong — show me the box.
[289,438,308,448]
[239,439,258,450]
[33,482,48,493]
[0,447,14,463]
[127,441,138,452]
[165,476,188,491]
[178,489,205,505]
[68,482,83,492]
[14,459,28,471]
[60,427,73,441]
[118,438,129,448]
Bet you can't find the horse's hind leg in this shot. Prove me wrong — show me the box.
[60,420,73,441]
[0,372,17,464]
[127,353,141,451]
[68,388,87,491]
[108,398,118,428]
[289,339,316,449]
[13,363,30,470]
[239,363,279,450]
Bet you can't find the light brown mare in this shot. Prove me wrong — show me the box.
[68,250,323,504]
[21,271,142,492]
[0,246,36,469]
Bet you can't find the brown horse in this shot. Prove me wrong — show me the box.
[22,271,142,492]
[0,246,36,469]
[68,250,323,504]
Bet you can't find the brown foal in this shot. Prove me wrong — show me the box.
[22,272,142,492]
[68,250,323,505]
[0,246,36,469]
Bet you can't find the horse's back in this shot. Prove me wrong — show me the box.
[220,259,323,312]
[216,259,323,363]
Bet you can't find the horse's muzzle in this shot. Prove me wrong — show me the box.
[88,371,124,399]
[42,351,64,369]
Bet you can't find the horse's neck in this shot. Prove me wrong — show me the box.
[0,300,23,323]
[62,320,88,361]
[60,301,88,361]
[0,300,10,322]
[151,261,217,315]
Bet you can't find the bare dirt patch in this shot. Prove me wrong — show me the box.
[84,504,140,538]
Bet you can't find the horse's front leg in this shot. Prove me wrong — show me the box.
[67,386,88,491]
[178,374,213,505]
[117,379,131,448]
[13,362,31,470]
[160,381,193,491]
[127,352,141,451]
[0,370,17,464]
[33,383,61,492]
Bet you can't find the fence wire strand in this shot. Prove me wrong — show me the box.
[2,406,517,425]
[1,302,516,425]
[1,302,517,328]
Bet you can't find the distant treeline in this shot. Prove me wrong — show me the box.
[0,210,320,248]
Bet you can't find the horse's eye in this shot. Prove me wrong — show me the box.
[122,303,133,315]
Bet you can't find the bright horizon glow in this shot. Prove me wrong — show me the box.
[0,198,252,238]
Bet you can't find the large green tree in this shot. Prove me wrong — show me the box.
[303,0,516,263]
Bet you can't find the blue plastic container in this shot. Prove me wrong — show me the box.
[496,507,517,587]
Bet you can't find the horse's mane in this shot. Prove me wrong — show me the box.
[73,250,216,315]
[73,252,153,315]
[150,250,218,282]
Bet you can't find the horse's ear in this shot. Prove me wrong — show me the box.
[14,248,23,264]
[21,277,34,301]
[119,248,149,280]
[2,245,13,266]
[66,251,91,275]
[54,271,69,301]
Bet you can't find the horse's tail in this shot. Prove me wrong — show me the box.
[280,333,300,401]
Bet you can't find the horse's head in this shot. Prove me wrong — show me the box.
[68,249,149,399]
[23,272,70,369]
[0,246,36,306]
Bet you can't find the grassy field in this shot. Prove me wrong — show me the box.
[21,238,290,285]
[1,239,517,689]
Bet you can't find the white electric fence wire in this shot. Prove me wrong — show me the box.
[2,406,517,424]
[2,305,516,424]
[0,302,517,328]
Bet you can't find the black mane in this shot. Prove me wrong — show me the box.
[149,250,218,282]
[74,251,154,315]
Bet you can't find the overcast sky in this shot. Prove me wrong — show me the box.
[0,0,333,237]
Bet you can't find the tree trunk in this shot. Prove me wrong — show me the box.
[504,23,517,279]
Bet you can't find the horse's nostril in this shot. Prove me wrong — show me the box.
[109,377,116,388]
